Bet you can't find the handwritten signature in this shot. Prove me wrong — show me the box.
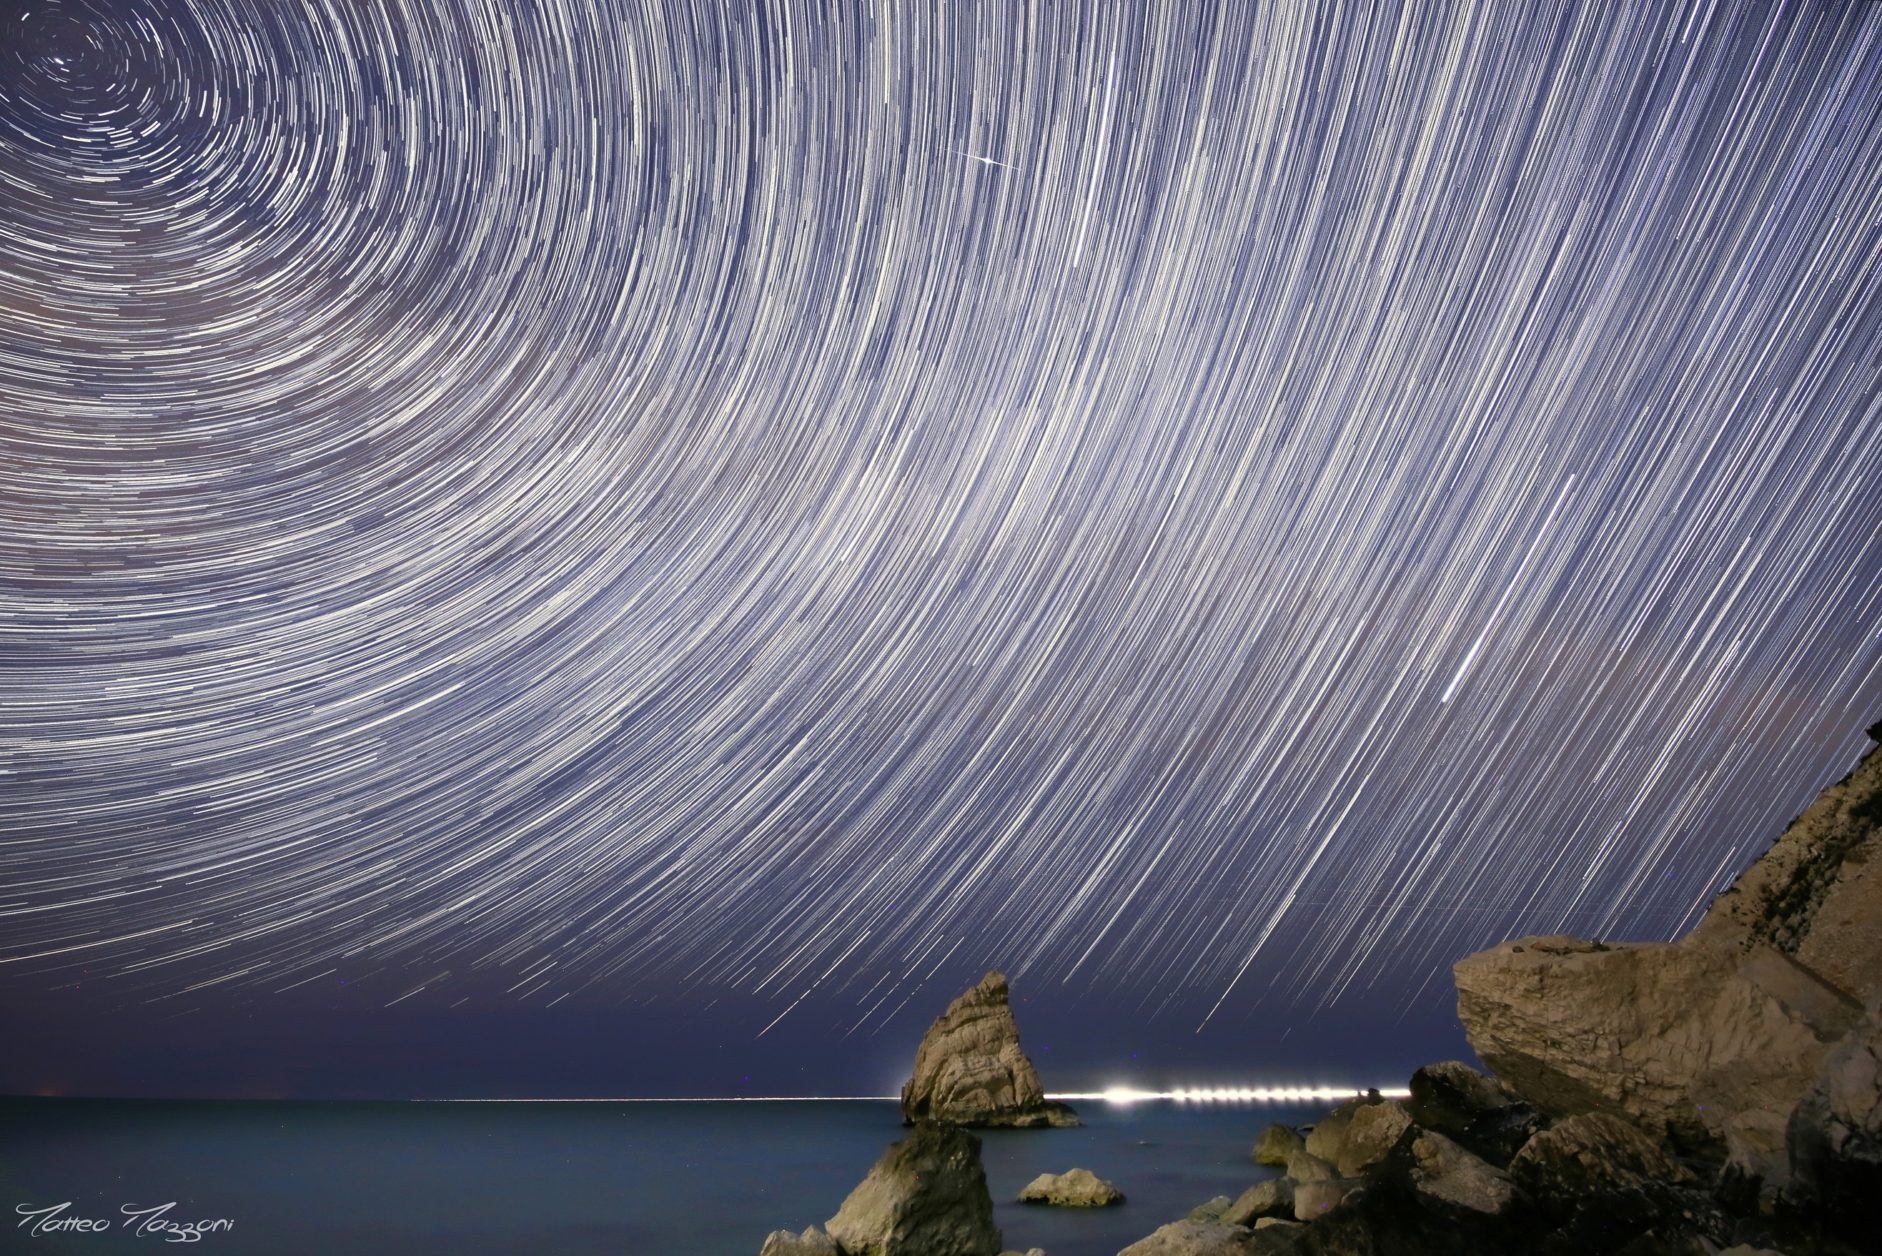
[16,1202,234,1243]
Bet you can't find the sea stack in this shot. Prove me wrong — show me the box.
[900,970,1079,1127]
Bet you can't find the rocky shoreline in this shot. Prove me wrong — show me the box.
[761,722,1880,1255]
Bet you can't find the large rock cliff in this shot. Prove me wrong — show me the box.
[899,971,1079,1128]
[1455,725,1882,1197]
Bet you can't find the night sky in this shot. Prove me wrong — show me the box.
[2,1,1879,1100]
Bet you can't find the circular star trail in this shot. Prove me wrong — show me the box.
[2,1,1879,1036]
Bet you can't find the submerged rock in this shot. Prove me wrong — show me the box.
[823,1121,1002,1256]
[899,971,1079,1128]
[1016,1167,1123,1206]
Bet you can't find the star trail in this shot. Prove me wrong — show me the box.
[2,0,1880,1072]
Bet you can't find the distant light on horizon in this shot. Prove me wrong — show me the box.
[433,1085,1415,1104]
[1056,1085,1414,1104]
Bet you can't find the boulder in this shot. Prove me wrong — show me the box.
[1016,1167,1123,1206]
[824,1121,1002,1256]
[1405,1129,1513,1217]
[1117,1219,1257,1256]
[1301,1094,1379,1167]
[1185,1195,1232,1221]
[1336,1102,1413,1177]
[1455,733,1882,1187]
[1290,1176,1358,1221]
[899,971,1079,1127]
[1282,1150,1336,1183]
[759,1226,841,1256]
[1222,1178,1293,1225]
[1404,1060,1541,1166]
[1784,999,1881,1244]
[1252,1123,1304,1166]
[1506,1112,1696,1242]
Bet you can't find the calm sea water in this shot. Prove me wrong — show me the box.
[0,1096,1320,1256]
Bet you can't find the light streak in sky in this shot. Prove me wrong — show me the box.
[0,1,1877,1045]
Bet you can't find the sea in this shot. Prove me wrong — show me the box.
[0,1095,1332,1255]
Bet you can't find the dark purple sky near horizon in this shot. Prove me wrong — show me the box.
[2,0,1880,1100]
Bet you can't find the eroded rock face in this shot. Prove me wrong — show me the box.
[1454,733,1882,1186]
[899,971,1078,1128]
[1785,999,1882,1244]
[1016,1167,1124,1206]
[824,1121,1002,1256]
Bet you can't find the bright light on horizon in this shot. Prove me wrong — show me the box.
[1052,1085,1413,1104]
[430,1084,1413,1104]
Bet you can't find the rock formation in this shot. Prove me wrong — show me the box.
[1785,996,1882,1242]
[1251,1123,1303,1166]
[1118,1218,1269,1255]
[1108,721,1882,1255]
[821,1121,1002,1256]
[1016,1166,1124,1206]
[899,971,1079,1127]
[1455,727,1881,1196]
[759,1228,843,1256]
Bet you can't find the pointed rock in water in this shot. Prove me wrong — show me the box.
[824,1120,1002,1256]
[1015,1167,1123,1206]
[1454,731,1882,1187]
[899,971,1078,1127]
